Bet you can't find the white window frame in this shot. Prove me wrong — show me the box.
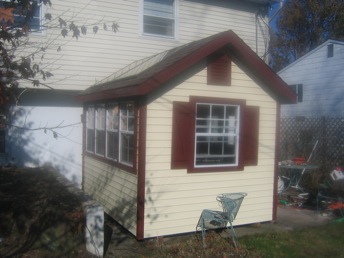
[95,106,106,156]
[86,106,95,153]
[119,102,135,166]
[85,102,135,168]
[194,103,240,168]
[140,0,178,39]
[106,104,119,161]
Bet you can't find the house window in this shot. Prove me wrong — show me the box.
[195,104,239,167]
[86,107,95,152]
[0,130,5,154]
[142,0,175,38]
[327,44,334,58]
[0,0,45,33]
[119,102,135,165]
[95,106,106,156]
[289,84,303,103]
[171,97,259,173]
[86,102,135,167]
[106,104,119,160]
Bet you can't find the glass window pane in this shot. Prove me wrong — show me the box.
[86,129,95,152]
[195,103,239,167]
[144,0,174,19]
[96,130,105,155]
[107,104,119,130]
[106,131,118,160]
[212,105,225,118]
[120,134,133,165]
[143,0,175,37]
[143,16,174,37]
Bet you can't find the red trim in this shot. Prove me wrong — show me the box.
[81,108,86,191]
[136,104,147,240]
[170,96,259,173]
[272,104,281,222]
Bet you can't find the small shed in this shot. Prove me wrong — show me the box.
[77,30,296,240]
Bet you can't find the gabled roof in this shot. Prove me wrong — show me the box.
[278,39,344,74]
[77,30,296,104]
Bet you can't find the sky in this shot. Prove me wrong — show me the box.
[268,0,284,32]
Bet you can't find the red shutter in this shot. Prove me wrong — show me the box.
[171,101,194,169]
[242,105,260,166]
[207,54,231,86]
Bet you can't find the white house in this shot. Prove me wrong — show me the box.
[279,39,344,118]
[4,0,279,186]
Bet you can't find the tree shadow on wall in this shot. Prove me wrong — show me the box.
[6,106,82,186]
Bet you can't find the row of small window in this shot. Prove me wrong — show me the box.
[86,103,134,167]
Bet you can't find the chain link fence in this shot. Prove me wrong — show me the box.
[279,117,344,188]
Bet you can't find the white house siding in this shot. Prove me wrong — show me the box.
[15,0,270,91]
[7,106,83,185]
[83,156,138,235]
[279,40,344,117]
[143,61,277,238]
[8,0,270,187]
[8,0,270,186]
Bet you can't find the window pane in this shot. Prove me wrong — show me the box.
[106,131,118,160]
[96,130,105,156]
[96,107,106,129]
[95,107,106,155]
[143,0,175,37]
[143,16,174,37]
[120,134,133,165]
[107,104,119,130]
[195,103,239,167]
[86,129,95,152]
[144,0,174,19]
[86,107,95,129]
[86,107,95,153]
[1,0,43,31]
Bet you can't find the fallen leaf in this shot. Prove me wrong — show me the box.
[0,8,14,25]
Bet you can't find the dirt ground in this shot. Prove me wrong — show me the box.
[0,167,94,258]
[0,166,341,258]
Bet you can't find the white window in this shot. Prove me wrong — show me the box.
[95,106,106,156]
[119,102,135,165]
[86,107,95,153]
[289,84,303,103]
[0,0,45,33]
[86,102,135,167]
[142,0,176,38]
[106,104,119,160]
[195,103,239,167]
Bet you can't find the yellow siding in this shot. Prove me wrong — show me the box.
[83,156,138,235]
[143,62,277,238]
[18,0,269,91]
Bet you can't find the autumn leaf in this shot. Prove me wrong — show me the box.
[0,8,14,25]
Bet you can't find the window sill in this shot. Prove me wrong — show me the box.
[85,152,136,175]
[187,164,244,173]
[140,33,179,42]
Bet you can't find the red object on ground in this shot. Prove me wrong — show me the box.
[328,202,344,210]
[293,157,306,165]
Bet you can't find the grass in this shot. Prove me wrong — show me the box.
[145,220,344,258]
